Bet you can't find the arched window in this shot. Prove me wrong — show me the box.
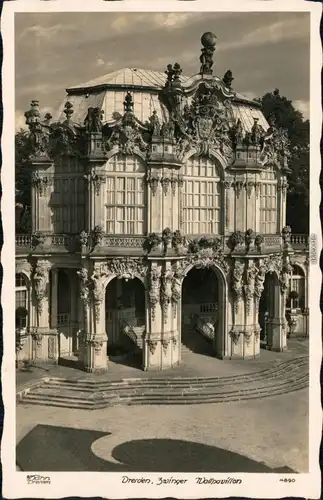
[105,154,146,235]
[182,155,221,235]
[15,273,28,329]
[260,167,277,233]
[288,265,305,310]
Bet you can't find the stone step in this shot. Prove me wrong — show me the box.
[20,378,308,409]
[41,356,308,392]
[28,370,308,401]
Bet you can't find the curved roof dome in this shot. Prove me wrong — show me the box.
[55,67,269,133]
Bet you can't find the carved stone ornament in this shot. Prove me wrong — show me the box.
[16,260,32,278]
[32,330,43,347]
[33,260,51,315]
[91,225,105,247]
[146,171,160,196]
[171,270,182,318]
[172,336,178,349]
[180,248,229,277]
[104,93,148,155]
[254,263,266,309]
[48,336,56,359]
[84,171,105,196]
[281,225,292,244]
[84,107,104,133]
[254,182,261,199]
[77,268,90,306]
[229,327,241,346]
[148,267,161,321]
[160,269,174,323]
[79,230,89,247]
[254,326,261,341]
[244,263,258,315]
[161,338,170,355]
[91,267,106,323]
[234,180,244,198]
[147,339,158,355]
[232,260,245,313]
[161,176,171,196]
[92,340,104,353]
[32,172,49,197]
[107,257,148,282]
[280,259,293,296]
[244,327,253,346]
[171,176,177,196]
[246,181,255,199]
[260,122,291,168]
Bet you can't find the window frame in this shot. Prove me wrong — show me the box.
[105,154,146,235]
[182,155,222,235]
[259,168,278,234]
[15,273,29,330]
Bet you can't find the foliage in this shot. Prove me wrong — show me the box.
[258,89,309,234]
[15,129,33,233]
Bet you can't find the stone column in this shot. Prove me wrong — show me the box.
[234,178,245,232]
[32,260,59,363]
[50,267,58,330]
[82,264,108,373]
[147,170,162,233]
[243,260,260,358]
[229,258,245,357]
[223,176,234,233]
[271,280,287,352]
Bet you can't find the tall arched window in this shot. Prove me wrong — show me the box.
[260,167,277,233]
[288,265,305,310]
[182,155,221,234]
[15,273,28,329]
[105,154,146,235]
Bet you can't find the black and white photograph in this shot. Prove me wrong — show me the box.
[1,1,322,499]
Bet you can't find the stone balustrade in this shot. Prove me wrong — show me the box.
[15,232,309,255]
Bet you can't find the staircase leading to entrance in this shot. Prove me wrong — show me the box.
[17,356,309,409]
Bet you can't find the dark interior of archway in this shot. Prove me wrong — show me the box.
[181,268,218,356]
[105,278,145,367]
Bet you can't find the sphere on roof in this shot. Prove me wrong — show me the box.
[201,32,217,49]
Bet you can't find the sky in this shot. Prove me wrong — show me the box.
[15,11,310,130]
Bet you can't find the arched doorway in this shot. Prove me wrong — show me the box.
[57,269,72,358]
[105,277,146,367]
[181,267,220,356]
[258,271,280,349]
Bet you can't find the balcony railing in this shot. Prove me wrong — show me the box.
[15,232,309,254]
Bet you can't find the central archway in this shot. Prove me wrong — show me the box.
[258,271,280,350]
[181,265,226,357]
[105,277,146,367]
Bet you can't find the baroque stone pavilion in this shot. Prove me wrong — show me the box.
[16,32,309,372]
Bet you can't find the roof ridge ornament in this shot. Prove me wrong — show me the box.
[223,70,234,90]
[124,92,134,113]
[199,32,217,76]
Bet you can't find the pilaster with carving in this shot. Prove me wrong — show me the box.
[231,260,244,314]
[148,266,161,321]
[33,260,51,319]
[160,268,174,324]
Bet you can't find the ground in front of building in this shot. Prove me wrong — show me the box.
[16,339,309,473]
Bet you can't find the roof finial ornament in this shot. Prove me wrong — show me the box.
[63,101,74,122]
[124,92,134,113]
[223,70,234,89]
[199,32,217,75]
[24,100,41,128]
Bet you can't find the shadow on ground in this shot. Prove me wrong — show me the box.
[16,424,295,473]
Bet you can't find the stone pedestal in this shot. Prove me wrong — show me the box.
[81,334,108,373]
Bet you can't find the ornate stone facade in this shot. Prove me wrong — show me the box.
[15,32,308,372]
